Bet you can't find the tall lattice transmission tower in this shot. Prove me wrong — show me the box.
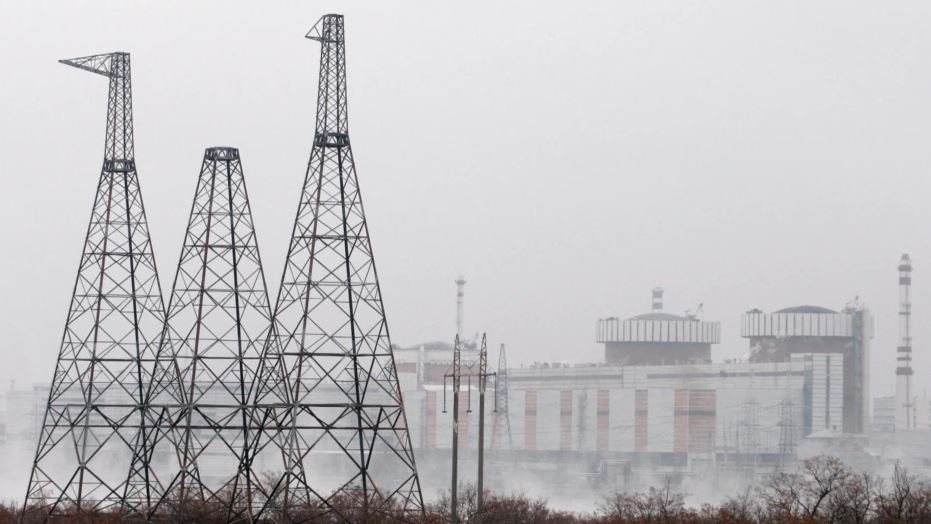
[249,14,423,520]
[491,344,513,450]
[25,52,167,515]
[777,397,799,455]
[739,397,761,455]
[141,147,272,519]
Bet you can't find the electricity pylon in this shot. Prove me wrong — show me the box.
[25,52,167,516]
[491,344,513,450]
[142,147,272,520]
[248,14,424,521]
[442,334,496,523]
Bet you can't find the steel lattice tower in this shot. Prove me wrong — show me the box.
[249,14,423,521]
[141,147,272,519]
[491,344,513,450]
[777,397,798,455]
[25,52,167,516]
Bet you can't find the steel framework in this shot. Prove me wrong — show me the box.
[248,14,424,521]
[442,334,495,523]
[140,147,272,520]
[25,52,168,516]
[491,344,513,450]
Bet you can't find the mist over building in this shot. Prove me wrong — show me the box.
[384,278,931,500]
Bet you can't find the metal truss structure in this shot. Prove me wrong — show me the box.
[25,52,168,516]
[248,13,424,521]
[141,147,272,520]
[491,344,513,450]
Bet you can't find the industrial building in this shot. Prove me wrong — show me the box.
[595,288,719,366]
[741,303,873,433]
[392,287,875,493]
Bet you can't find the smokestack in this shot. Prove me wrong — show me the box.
[896,254,914,430]
[652,287,664,312]
[455,276,467,338]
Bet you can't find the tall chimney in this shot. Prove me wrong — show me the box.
[652,287,664,312]
[895,254,915,430]
[455,276,467,338]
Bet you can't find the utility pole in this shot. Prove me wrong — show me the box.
[444,335,463,524]
[477,334,488,518]
[444,333,496,523]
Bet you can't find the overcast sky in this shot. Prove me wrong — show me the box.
[1,1,930,397]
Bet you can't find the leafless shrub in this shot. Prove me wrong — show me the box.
[431,483,559,523]
[597,478,691,523]
[697,487,763,524]
[480,490,555,523]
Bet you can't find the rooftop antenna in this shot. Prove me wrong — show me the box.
[686,303,704,320]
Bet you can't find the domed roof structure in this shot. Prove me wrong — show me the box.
[775,305,837,314]
[596,288,719,366]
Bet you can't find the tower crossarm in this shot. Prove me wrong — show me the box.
[60,52,129,78]
[306,14,344,43]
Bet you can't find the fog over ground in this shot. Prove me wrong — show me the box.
[1,1,930,400]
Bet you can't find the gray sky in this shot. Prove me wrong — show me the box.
[1,1,930,397]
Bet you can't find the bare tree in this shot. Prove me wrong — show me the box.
[874,461,931,523]
[825,471,876,524]
[802,455,852,519]
[758,455,852,521]
[757,469,806,519]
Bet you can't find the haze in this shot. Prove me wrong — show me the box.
[2,0,930,405]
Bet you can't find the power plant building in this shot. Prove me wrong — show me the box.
[741,304,873,433]
[595,288,719,366]
[394,290,873,492]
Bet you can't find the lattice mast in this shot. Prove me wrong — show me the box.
[250,14,423,520]
[491,344,513,449]
[740,397,761,455]
[777,397,798,455]
[142,147,272,519]
[25,52,167,515]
